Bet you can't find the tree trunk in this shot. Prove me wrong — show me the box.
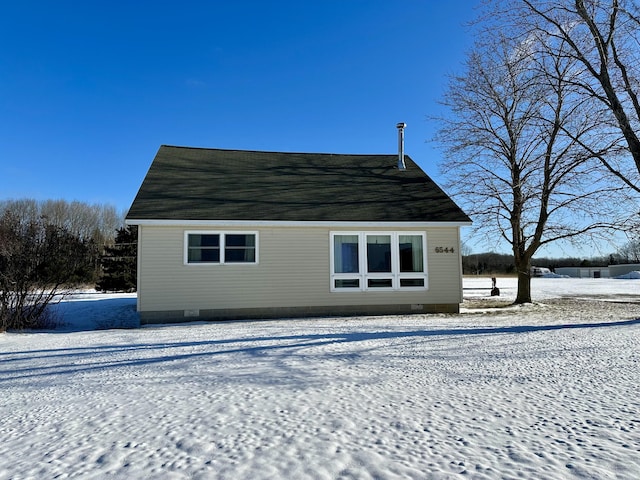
[514,260,532,304]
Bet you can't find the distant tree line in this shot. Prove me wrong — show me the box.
[463,238,640,275]
[0,199,136,331]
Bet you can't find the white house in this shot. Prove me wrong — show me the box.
[126,143,471,323]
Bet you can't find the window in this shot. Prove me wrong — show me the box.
[399,235,425,288]
[224,234,256,263]
[366,234,393,289]
[334,235,359,273]
[330,232,427,291]
[367,235,391,273]
[185,232,258,264]
[187,234,220,263]
[333,234,361,289]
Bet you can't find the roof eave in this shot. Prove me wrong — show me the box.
[125,219,472,228]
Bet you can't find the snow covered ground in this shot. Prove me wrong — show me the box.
[1,277,639,479]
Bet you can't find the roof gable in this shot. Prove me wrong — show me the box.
[126,146,470,224]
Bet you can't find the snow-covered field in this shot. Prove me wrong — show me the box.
[1,277,639,480]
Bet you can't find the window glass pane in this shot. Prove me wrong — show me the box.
[334,235,359,273]
[188,247,220,263]
[188,234,220,263]
[400,278,425,287]
[224,234,256,263]
[367,235,391,272]
[399,235,424,272]
[368,278,393,288]
[226,234,255,247]
[335,279,360,289]
[189,234,219,247]
[225,247,256,263]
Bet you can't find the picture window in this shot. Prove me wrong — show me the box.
[330,232,427,291]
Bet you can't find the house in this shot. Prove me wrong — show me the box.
[125,140,471,323]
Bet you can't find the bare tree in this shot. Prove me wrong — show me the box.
[0,211,95,331]
[497,0,640,191]
[436,31,636,303]
[0,199,126,330]
[0,198,123,242]
[615,236,640,262]
[38,199,122,241]
[0,199,125,282]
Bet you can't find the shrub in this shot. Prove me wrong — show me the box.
[0,211,94,331]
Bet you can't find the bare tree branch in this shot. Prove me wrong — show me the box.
[517,0,640,183]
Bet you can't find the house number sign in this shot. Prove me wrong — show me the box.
[434,247,455,253]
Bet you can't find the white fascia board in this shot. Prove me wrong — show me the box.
[125,219,472,228]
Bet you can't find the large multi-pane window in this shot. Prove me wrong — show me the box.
[330,232,427,291]
[185,232,257,264]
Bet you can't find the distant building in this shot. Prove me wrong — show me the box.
[554,263,640,278]
[554,267,609,278]
[609,263,640,278]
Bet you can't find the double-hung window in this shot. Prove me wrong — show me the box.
[331,232,427,291]
[185,231,257,264]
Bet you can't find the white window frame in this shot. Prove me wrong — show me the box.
[331,232,364,291]
[330,231,428,292]
[184,231,259,265]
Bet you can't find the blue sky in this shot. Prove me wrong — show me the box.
[1,1,478,210]
[1,1,626,258]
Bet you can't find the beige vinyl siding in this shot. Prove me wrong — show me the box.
[137,225,463,312]
[422,227,464,304]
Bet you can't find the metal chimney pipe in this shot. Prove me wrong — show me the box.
[396,122,406,170]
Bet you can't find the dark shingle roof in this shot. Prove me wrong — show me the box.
[126,146,470,223]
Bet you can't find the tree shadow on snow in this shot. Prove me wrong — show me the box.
[41,297,140,332]
[1,317,639,384]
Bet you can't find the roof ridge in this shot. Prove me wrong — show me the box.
[159,144,400,158]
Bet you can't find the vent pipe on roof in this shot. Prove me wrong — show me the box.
[396,122,406,170]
